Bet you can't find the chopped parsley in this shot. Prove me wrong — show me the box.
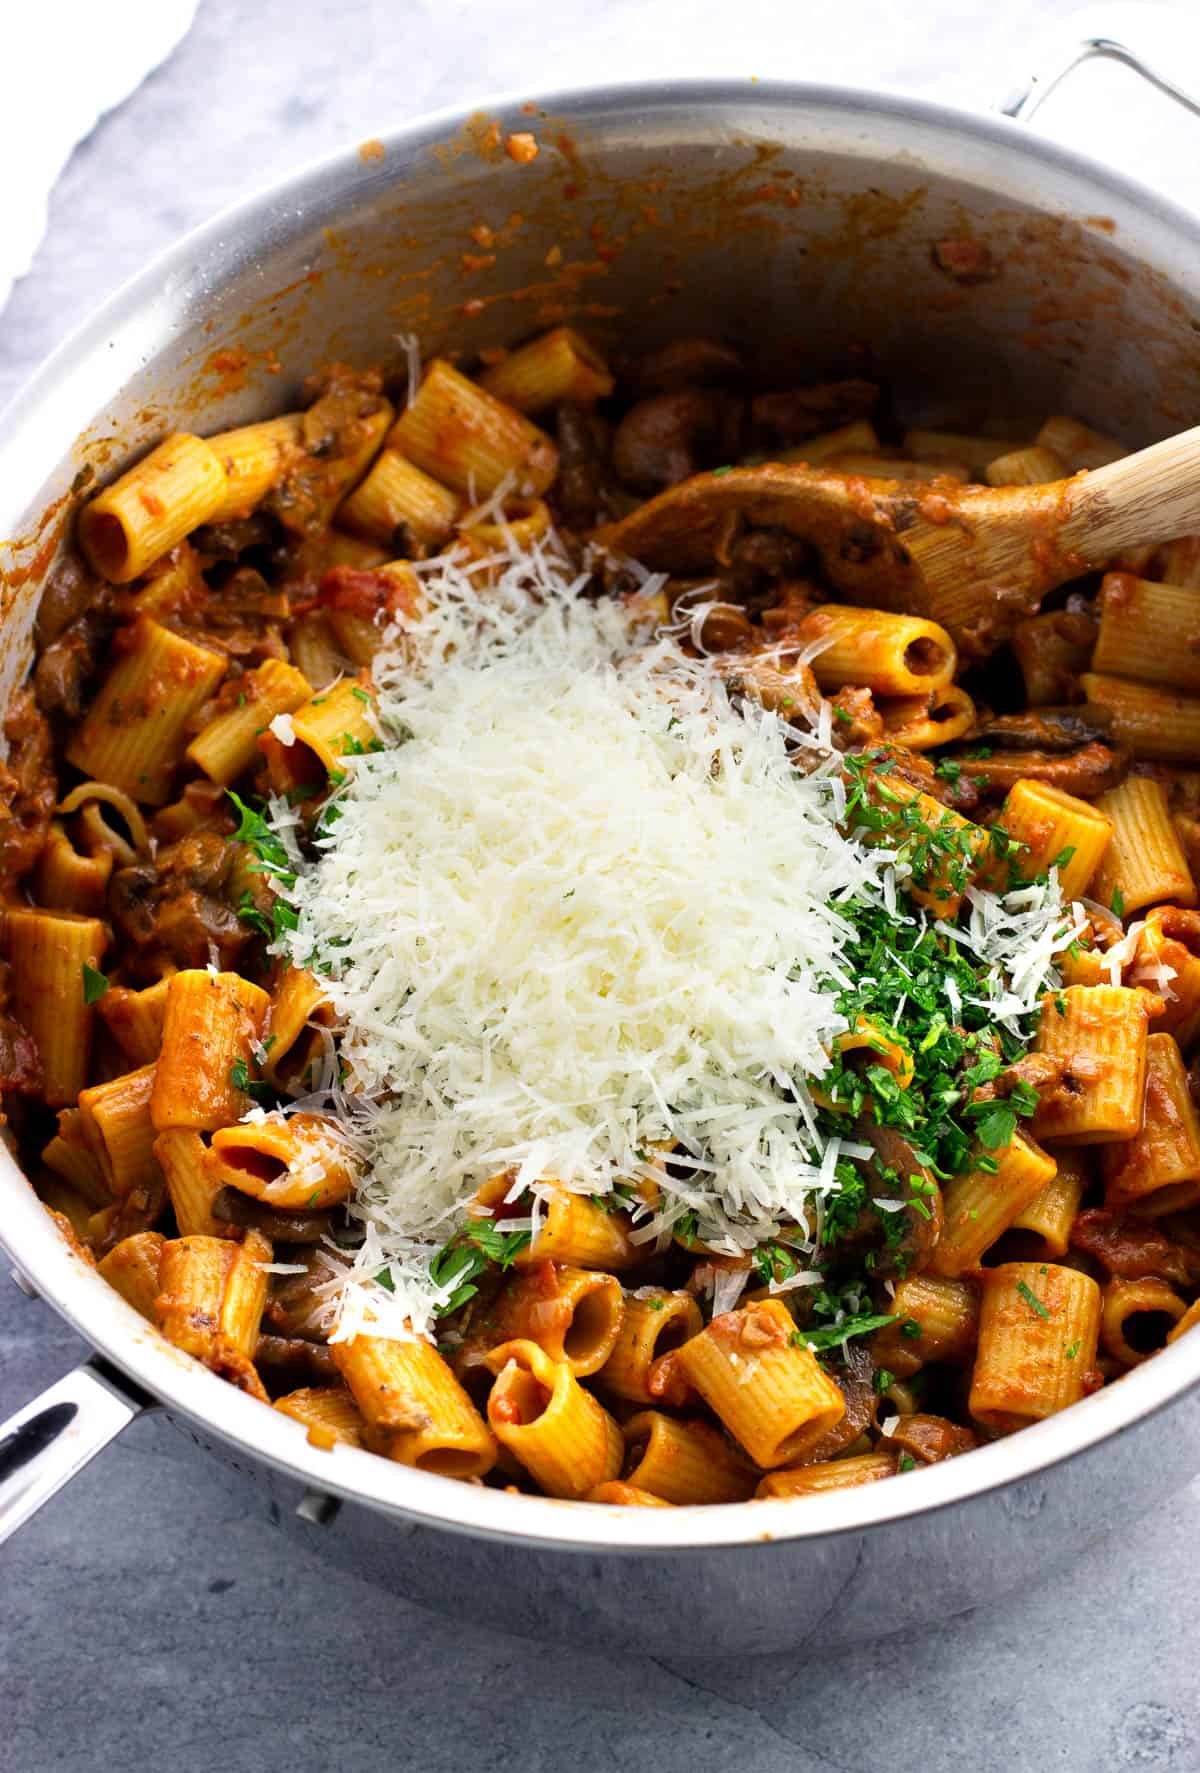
[752,1240,803,1288]
[1015,1278,1051,1320]
[812,753,1049,1199]
[81,963,109,1005]
[228,1055,272,1104]
[803,1311,896,1351]
[424,1220,534,1316]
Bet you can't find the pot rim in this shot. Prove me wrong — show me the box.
[3,72,1200,1553]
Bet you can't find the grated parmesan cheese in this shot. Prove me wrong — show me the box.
[269,538,1079,1343]
[395,331,422,408]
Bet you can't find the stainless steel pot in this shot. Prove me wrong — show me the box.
[4,4,1200,1658]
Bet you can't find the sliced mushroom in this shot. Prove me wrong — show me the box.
[554,402,622,529]
[1069,1208,1194,1287]
[750,379,879,446]
[211,1186,335,1245]
[795,1338,880,1463]
[725,650,821,723]
[612,390,744,495]
[878,1413,978,1463]
[948,739,1128,800]
[630,337,744,394]
[965,706,1115,753]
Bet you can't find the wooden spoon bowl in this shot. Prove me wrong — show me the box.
[593,426,1200,653]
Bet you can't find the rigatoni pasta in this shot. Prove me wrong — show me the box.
[65,616,226,803]
[969,1263,1101,1433]
[151,970,270,1132]
[996,779,1113,901]
[479,327,614,412]
[13,329,1200,1514]
[1102,1033,1200,1214]
[335,1332,496,1478]
[1090,778,1195,914]
[186,659,313,785]
[673,1299,845,1468]
[1032,985,1154,1145]
[932,1132,1057,1277]
[77,432,228,582]
[799,605,956,696]
[388,358,558,496]
[3,908,105,1106]
[484,1339,620,1497]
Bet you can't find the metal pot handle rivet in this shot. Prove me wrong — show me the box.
[296,1488,342,1527]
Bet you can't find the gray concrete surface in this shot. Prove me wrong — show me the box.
[4,1,1200,1767]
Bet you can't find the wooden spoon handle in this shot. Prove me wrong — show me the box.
[1059,422,1200,561]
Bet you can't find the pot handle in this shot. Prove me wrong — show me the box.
[1000,1,1200,123]
[0,1356,154,1546]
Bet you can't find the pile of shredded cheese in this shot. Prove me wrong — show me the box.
[267,538,1079,1342]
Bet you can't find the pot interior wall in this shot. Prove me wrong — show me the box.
[6,92,1200,600]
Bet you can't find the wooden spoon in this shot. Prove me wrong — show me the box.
[592,427,1200,651]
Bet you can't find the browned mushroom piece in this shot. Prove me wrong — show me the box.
[254,1333,339,1391]
[211,1186,336,1246]
[553,402,624,529]
[951,739,1129,800]
[826,686,885,752]
[964,706,1115,753]
[611,390,744,495]
[831,1119,944,1280]
[0,689,57,882]
[108,829,273,979]
[262,1250,336,1337]
[33,547,114,723]
[629,337,745,394]
[939,704,1129,801]
[878,1413,978,1463]
[724,649,821,724]
[794,1338,880,1463]
[1011,600,1098,705]
[1069,1209,1195,1288]
[750,379,879,446]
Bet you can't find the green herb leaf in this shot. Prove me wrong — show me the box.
[803,1312,896,1351]
[970,1102,1018,1151]
[429,1220,534,1317]
[1015,1278,1051,1320]
[81,963,109,1005]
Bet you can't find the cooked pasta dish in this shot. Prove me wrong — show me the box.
[8,327,1200,1505]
